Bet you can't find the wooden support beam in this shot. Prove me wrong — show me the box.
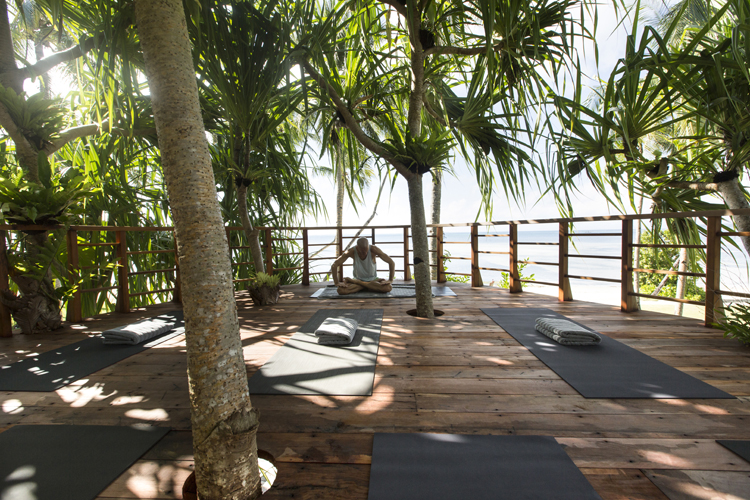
[66,229,82,323]
[470,225,483,287]
[0,230,12,337]
[115,230,130,313]
[559,222,573,301]
[403,227,412,281]
[620,219,637,312]
[302,229,310,286]
[509,223,522,293]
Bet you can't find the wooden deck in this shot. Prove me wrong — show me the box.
[2,282,750,499]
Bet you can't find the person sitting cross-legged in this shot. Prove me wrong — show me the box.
[331,238,396,295]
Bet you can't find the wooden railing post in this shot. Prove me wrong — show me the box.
[265,228,274,275]
[705,216,723,326]
[470,224,483,287]
[559,222,573,301]
[336,227,343,283]
[436,226,446,283]
[509,223,522,293]
[302,229,310,286]
[620,219,637,311]
[403,226,412,281]
[0,230,13,337]
[172,229,182,303]
[66,229,82,323]
[371,227,376,245]
[115,230,130,313]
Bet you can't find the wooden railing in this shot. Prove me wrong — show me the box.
[1,208,749,336]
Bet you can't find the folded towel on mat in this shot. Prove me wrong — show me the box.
[535,318,601,346]
[102,318,174,345]
[315,317,358,345]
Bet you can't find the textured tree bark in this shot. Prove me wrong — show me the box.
[236,184,265,274]
[133,1,261,499]
[335,144,345,244]
[674,247,687,316]
[716,176,750,256]
[407,174,434,318]
[428,170,442,280]
[0,0,22,94]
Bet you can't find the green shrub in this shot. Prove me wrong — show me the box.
[249,272,281,289]
[715,302,750,346]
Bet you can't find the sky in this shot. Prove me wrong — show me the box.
[305,1,637,229]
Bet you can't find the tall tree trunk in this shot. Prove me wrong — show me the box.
[133,2,261,499]
[335,144,345,243]
[716,176,750,256]
[674,247,688,316]
[236,184,265,274]
[0,0,22,94]
[407,174,434,318]
[428,170,441,280]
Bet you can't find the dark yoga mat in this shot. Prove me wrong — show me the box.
[368,433,602,500]
[311,285,456,299]
[482,308,734,399]
[0,310,183,392]
[0,424,169,500]
[717,440,750,463]
[247,308,382,395]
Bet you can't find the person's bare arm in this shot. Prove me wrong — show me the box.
[330,248,353,285]
[371,245,395,282]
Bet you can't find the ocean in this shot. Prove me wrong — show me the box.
[303,227,750,307]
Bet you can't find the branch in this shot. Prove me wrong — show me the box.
[8,37,96,81]
[377,0,407,17]
[0,101,40,179]
[422,96,446,126]
[301,60,411,177]
[665,180,719,192]
[43,122,157,155]
[424,43,505,57]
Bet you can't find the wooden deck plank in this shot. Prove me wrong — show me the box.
[2,282,749,499]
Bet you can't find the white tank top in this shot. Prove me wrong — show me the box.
[353,247,378,282]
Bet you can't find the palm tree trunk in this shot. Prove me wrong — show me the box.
[428,170,441,280]
[335,145,345,240]
[133,2,261,499]
[716,176,750,256]
[407,174,434,318]
[236,184,265,274]
[674,247,687,316]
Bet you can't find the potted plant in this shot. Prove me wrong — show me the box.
[247,272,281,306]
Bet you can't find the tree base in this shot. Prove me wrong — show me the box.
[0,290,62,334]
[406,308,444,318]
[248,285,281,306]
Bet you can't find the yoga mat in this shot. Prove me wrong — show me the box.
[368,433,602,500]
[0,424,169,500]
[311,284,456,299]
[717,440,750,463]
[0,311,183,392]
[247,309,382,395]
[482,308,734,399]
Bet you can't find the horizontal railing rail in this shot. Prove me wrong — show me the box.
[1,208,749,336]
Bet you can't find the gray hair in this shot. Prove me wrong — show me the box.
[356,237,369,249]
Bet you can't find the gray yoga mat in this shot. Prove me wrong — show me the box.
[0,424,169,500]
[717,440,750,463]
[247,308,382,395]
[482,307,734,399]
[311,284,456,299]
[368,433,602,500]
[0,310,183,392]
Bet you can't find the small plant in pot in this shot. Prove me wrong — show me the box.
[247,272,281,306]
